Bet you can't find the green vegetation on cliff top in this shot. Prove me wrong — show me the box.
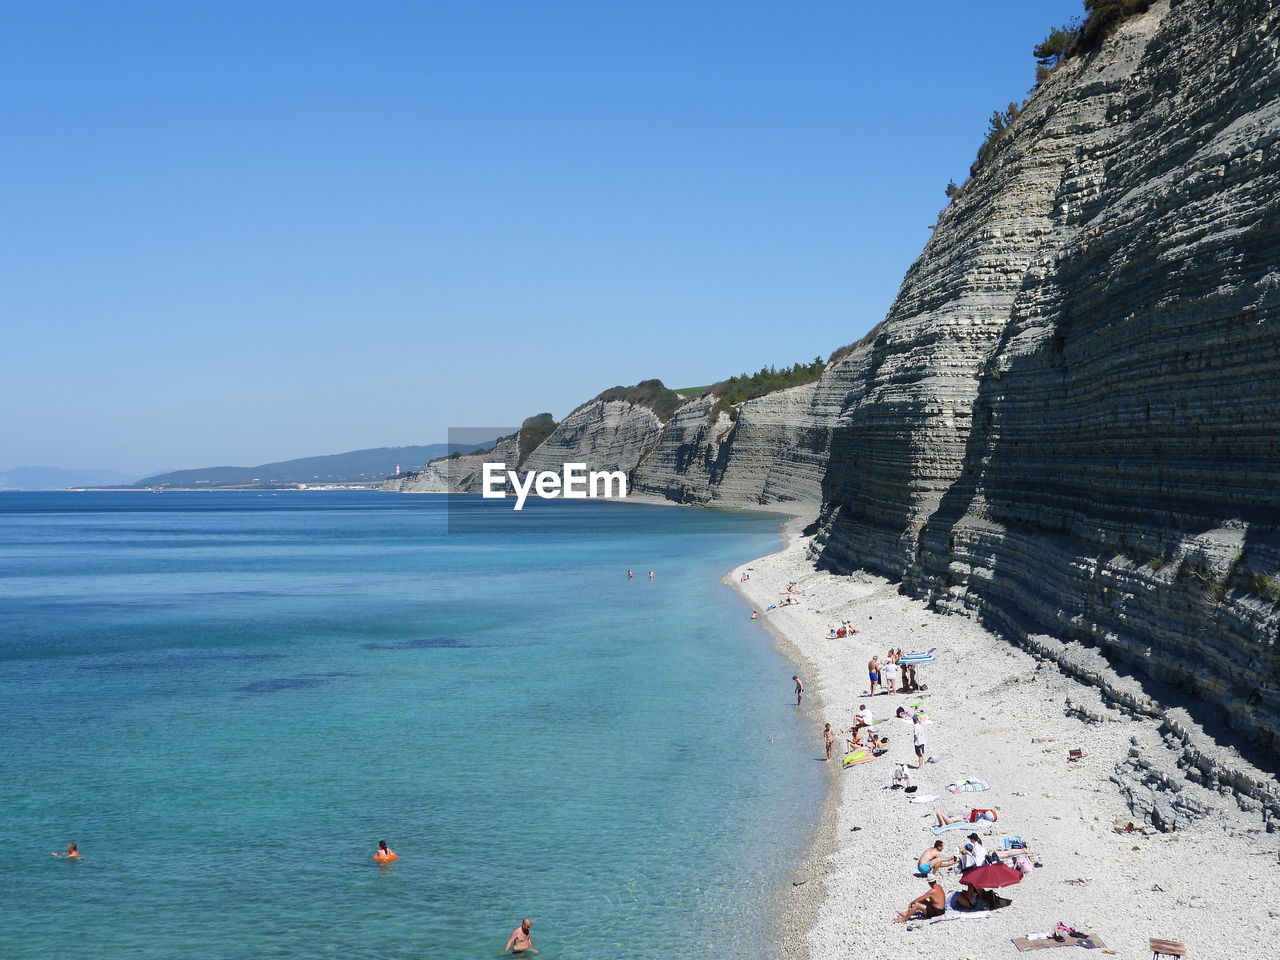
[589,379,685,421]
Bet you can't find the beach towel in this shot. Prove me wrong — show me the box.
[931,891,996,922]
[930,821,973,835]
[1012,935,1106,952]
[908,794,939,804]
[947,779,990,793]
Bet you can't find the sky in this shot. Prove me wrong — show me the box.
[2,0,1083,477]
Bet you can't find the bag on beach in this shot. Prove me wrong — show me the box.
[969,809,997,823]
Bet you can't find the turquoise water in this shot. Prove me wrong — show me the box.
[0,492,822,959]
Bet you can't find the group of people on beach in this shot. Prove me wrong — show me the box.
[867,649,924,696]
[770,570,1045,926]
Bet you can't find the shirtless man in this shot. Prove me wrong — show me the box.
[793,675,804,706]
[823,723,835,761]
[894,878,946,922]
[503,917,536,954]
[916,840,954,876]
[51,843,80,860]
[868,656,881,697]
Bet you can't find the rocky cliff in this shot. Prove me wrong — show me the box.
[811,0,1280,753]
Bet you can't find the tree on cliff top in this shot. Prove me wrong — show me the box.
[1034,22,1080,66]
[704,358,826,423]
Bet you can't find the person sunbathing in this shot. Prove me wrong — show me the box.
[893,878,946,922]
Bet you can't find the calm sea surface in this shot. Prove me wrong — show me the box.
[0,492,822,959]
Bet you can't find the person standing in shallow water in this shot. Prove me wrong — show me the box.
[627,570,633,580]
[504,917,536,954]
[648,570,654,580]
[51,843,80,859]
[793,675,804,706]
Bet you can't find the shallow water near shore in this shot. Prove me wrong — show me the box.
[0,491,822,960]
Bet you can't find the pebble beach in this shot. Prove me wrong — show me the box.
[729,516,1277,960]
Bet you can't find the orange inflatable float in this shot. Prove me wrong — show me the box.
[373,851,397,863]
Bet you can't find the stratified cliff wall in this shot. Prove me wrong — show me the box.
[519,399,664,477]
[628,382,830,505]
[813,0,1280,751]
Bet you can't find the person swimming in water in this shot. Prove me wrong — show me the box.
[52,843,80,859]
[375,840,395,859]
[503,917,537,954]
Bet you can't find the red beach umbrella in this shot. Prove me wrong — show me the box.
[961,863,1023,890]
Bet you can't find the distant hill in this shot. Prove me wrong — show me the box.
[135,444,490,489]
[0,466,139,490]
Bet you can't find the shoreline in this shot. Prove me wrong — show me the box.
[723,510,837,960]
[727,519,1278,960]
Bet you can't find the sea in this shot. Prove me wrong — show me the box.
[0,492,823,960]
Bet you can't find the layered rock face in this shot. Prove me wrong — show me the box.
[627,383,829,505]
[518,399,664,477]
[814,0,1280,750]
[383,433,522,494]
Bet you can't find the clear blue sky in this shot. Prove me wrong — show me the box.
[2,0,1082,476]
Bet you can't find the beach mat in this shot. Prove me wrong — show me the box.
[947,779,990,793]
[934,893,996,922]
[931,821,972,835]
[909,794,939,804]
[1013,935,1106,951]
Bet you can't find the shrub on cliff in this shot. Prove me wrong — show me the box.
[971,102,1023,175]
[593,379,684,421]
[516,413,558,465]
[1078,0,1153,51]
